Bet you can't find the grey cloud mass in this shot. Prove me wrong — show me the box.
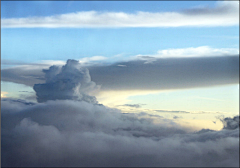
[89,55,239,90]
[1,56,239,91]
[221,116,240,130]
[1,59,239,167]
[1,65,45,86]
[182,1,238,15]
[1,98,239,167]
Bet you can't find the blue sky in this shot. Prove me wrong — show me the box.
[2,26,238,63]
[1,1,239,130]
[1,1,218,18]
[1,1,239,63]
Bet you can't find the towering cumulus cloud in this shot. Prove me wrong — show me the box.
[1,59,239,167]
[33,59,100,104]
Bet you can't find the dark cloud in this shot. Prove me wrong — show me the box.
[156,109,190,114]
[89,56,239,91]
[19,91,32,93]
[125,112,164,118]
[173,115,182,119]
[195,129,214,134]
[1,56,239,91]
[33,59,100,103]
[1,98,239,167]
[1,98,36,105]
[119,103,146,108]
[221,116,239,130]
[1,65,45,86]
[1,59,239,167]
[182,1,237,15]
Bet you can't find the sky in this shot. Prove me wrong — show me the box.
[1,1,239,167]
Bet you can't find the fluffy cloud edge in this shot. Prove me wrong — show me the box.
[1,98,239,167]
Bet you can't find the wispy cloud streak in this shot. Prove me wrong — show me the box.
[1,1,238,28]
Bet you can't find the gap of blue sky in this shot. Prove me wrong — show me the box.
[1,26,239,63]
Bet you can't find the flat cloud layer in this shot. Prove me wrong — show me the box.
[1,55,239,91]
[89,55,239,90]
[1,98,239,167]
[2,1,238,28]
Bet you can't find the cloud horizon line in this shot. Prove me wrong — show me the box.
[1,1,239,28]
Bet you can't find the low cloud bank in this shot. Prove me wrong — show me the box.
[1,98,239,167]
[1,59,239,167]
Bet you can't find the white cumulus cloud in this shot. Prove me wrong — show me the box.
[148,46,239,59]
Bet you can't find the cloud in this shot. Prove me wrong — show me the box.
[156,109,190,114]
[173,116,182,119]
[182,1,238,15]
[79,56,108,65]
[155,109,228,115]
[1,64,46,86]
[1,98,239,167]
[220,116,240,130]
[1,1,238,28]
[137,46,239,63]
[119,103,146,108]
[89,55,239,91]
[19,91,32,93]
[2,55,239,91]
[117,64,127,67]
[133,112,164,118]
[33,59,100,103]
[152,46,239,58]
[1,59,31,66]
[1,59,239,167]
